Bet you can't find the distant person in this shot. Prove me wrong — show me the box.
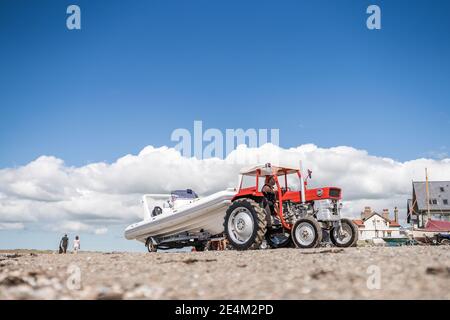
[73,235,80,254]
[60,234,69,254]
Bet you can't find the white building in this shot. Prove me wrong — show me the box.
[353,207,402,241]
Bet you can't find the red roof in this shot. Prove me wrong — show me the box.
[352,219,365,227]
[352,215,400,228]
[389,221,401,227]
[424,219,450,232]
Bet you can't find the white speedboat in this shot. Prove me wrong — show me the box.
[124,188,235,249]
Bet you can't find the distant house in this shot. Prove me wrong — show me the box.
[353,207,402,241]
[407,181,450,228]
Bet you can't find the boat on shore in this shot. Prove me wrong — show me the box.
[412,220,450,242]
[381,237,411,246]
[124,189,235,245]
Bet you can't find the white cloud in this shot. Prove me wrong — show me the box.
[53,221,92,233]
[0,222,24,230]
[94,227,108,235]
[426,146,449,160]
[1,144,450,232]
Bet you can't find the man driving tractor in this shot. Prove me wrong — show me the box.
[261,175,277,228]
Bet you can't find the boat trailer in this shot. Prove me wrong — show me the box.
[145,231,212,252]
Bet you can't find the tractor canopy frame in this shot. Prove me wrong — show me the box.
[233,163,342,230]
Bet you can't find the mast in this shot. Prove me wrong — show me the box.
[425,168,430,222]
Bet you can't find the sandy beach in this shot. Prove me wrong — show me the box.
[0,246,449,300]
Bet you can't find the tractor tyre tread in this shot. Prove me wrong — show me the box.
[224,198,267,250]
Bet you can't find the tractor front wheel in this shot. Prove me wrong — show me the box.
[291,217,322,249]
[224,198,267,250]
[330,218,359,247]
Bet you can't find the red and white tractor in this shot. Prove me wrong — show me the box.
[223,163,358,250]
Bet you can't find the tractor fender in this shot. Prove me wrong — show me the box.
[231,194,264,204]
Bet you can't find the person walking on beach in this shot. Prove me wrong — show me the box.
[73,235,80,254]
[60,234,69,254]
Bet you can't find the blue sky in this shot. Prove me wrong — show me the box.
[1,0,450,251]
[1,0,449,168]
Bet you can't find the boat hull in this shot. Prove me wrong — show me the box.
[124,190,235,243]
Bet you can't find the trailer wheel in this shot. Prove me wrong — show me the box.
[145,238,157,253]
[194,241,208,251]
[330,218,358,247]
[291,218,322,249]
[224,198,267,250]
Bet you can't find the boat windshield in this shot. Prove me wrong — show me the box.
[171,189,199,199]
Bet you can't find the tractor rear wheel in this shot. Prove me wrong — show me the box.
[291,217,322,249]
[330,218,359,247]
[440,239,450,246]
[224,198,267,250]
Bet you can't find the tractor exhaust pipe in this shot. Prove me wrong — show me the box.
[299,161,306,204]
[300,175,306,204]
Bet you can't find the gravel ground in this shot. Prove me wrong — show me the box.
[0,246,449,300]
